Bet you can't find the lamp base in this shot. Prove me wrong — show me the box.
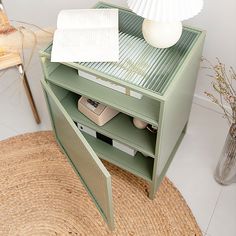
[142,19,182,48]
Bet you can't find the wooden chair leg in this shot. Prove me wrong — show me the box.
[17,65,41,124]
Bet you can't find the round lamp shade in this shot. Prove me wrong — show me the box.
[127,0,204,22]
[128,0,203,48]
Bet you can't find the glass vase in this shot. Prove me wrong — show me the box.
[214,123,236,185]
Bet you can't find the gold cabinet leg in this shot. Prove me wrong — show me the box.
[17,65,41,124]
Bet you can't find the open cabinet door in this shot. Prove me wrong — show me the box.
[41,80,114,230]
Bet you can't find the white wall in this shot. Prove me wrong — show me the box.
[184,0,236,104]
[3,0,236,109]
[3,0,128,27]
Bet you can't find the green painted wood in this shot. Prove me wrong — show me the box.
[39,1,206,210]
[45,64,159,126]
[48,82,69,101]
[149,31,206,198]
[41,80,114,230]
[158,32,205,172]
[82,132,154,182]
[148,124,186,199]
[40,56,60,78]
[60,92,156,157]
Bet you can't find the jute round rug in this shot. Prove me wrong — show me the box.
[0,131,201,236]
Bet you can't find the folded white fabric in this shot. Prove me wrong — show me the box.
[51,9,119,62]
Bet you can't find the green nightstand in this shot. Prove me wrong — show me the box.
[40,2,205,230]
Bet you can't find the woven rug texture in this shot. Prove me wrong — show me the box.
[0,131,201,236]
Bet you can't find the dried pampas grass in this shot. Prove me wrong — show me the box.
[0,24,54,54]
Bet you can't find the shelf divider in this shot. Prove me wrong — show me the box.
[82,132,154,182]
[61,92,156,157]
[46,64,159,126]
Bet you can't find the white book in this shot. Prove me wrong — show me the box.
[78,70,143,99]
[51,9,119,62]
[76,122,136,157]
[112,140,137,156]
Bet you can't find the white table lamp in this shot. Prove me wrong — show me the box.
[127,0,203,48]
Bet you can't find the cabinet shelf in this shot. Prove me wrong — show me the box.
[82,132,154,182]
[61,92,156,157]
[46,64,159,126]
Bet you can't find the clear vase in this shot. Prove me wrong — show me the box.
[214,123,236,185]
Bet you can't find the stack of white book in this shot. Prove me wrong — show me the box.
[77,122,137,157]
[78,70,143,99]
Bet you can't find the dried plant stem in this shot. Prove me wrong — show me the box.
[206,59,236,185]
[219,92,232,124]
[222,64,236,96]
[205,58,236,126]
[205,92,232,125]
[10,20,53,35]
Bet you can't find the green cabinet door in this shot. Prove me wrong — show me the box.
[41,80,114,230]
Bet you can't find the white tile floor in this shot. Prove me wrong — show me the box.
[0,65,236,236]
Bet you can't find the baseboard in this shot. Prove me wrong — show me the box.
[193,94,215,109]
[193,94,229,114]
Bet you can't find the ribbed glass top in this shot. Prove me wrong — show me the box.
[43,3,201,96]
[78,29,198,95]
